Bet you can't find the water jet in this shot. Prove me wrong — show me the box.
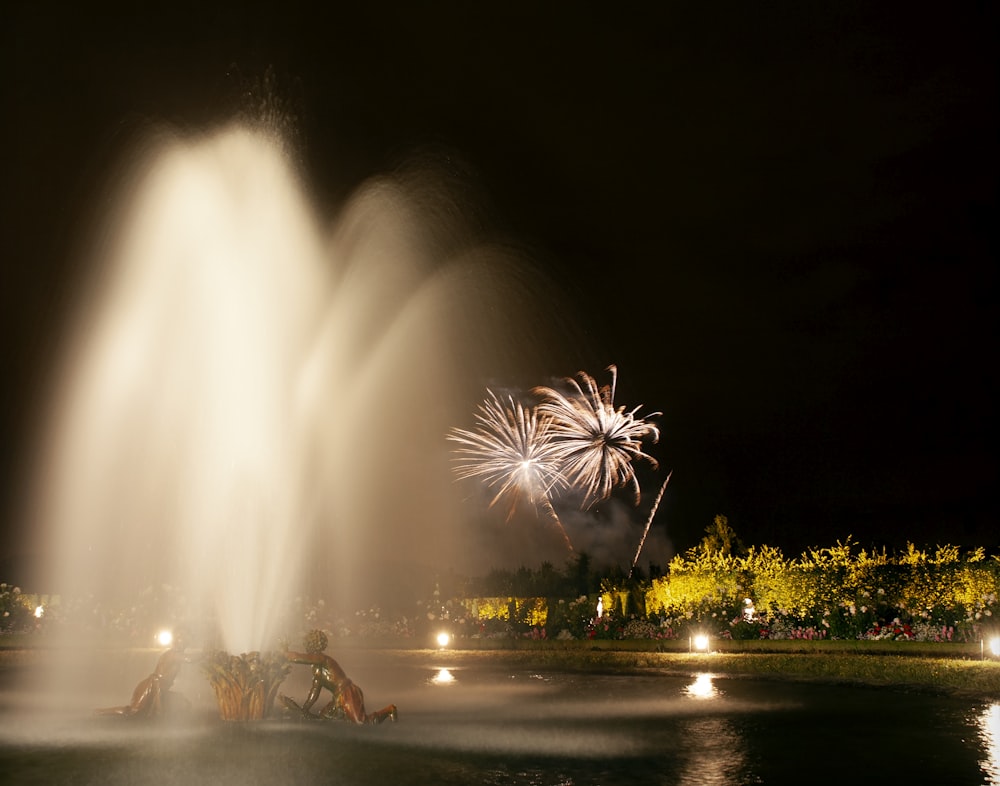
[21,117,572,716]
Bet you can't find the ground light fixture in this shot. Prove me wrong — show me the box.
[691,633,710,653]
[436,631,451,649]
[988,636,1000,658]
[156,629,173,647]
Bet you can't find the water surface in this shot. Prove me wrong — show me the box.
[0,650,995,784]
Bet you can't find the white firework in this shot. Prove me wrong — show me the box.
[534,365,660,509]
[447,390,573,551]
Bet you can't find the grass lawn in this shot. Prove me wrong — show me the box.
[370,637,1000,698]
[414,647,1000,698]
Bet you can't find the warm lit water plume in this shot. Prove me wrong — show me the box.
[25,122,573,653]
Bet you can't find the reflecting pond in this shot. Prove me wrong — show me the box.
[0,649,996,784]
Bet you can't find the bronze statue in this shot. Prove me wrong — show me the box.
[96,634,194,718]
[281,630,397,724]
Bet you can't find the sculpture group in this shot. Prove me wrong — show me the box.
[97,629,396,725]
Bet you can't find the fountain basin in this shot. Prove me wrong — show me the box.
[3,649,998,784]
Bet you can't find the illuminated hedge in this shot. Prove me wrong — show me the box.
[645,549,745,621]
[461,596,548,627]
[645,540,1000,639]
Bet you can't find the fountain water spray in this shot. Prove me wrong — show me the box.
[25,119,558,663]
[31,126,328,653]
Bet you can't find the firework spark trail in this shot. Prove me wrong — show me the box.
[533,365,661,509]
[628,470,672,578]
[447,390,574,551]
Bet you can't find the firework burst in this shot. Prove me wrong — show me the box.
[533,365,660,509]
[447,390,573,550]
[629,470,672,578]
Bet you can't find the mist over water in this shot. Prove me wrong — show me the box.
[24,121,576,652]
[2,652,996,786]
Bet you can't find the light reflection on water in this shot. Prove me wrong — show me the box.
[676,716,748,786]
[1,653,997,785]
[685,672,721,700]
[430,668,457,686]
[679,674,747,785]
[980,703,1000,784]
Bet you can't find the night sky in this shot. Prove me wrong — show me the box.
[1,2,996,575]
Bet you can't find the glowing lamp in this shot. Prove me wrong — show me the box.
[692,633,710,652]
[156,629,173,647]
[989,637,1000,658]
[436,631,451,648]
[33,605,44,619]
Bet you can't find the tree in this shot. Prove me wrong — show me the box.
[699,515,745,557]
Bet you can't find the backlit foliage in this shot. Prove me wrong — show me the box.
[645,539,1000,641]
[462,596,548,628]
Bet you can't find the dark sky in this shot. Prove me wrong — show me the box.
[1,2,996,569]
